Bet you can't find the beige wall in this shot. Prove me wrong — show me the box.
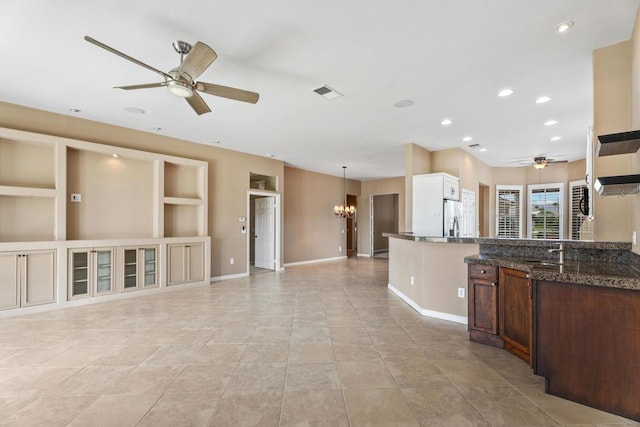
[632,7,640,254]
[283,166,360,263]
[359,177,405,256]
[0,101,283,277]
[593,41,634,243]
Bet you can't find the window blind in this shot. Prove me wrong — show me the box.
[529,184,562,239]
[496,186,522,238]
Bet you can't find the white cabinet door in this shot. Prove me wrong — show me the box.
[22,250,55,307]
[69,248,114,299]
[0,252,19,310]
[168,243,205,286]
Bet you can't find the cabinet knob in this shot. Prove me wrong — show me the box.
[490,282,496,287]
[480,270,486,274]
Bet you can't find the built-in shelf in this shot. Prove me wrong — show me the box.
[596,130,640,156]
[163,197,203,206]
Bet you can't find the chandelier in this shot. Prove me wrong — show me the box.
[334,166,356,219]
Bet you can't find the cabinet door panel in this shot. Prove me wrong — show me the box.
[499,268,532,364]
[469,279,498,334]
[142,247,157,288]
[95,249,114,294]
[188,243,205,283]
[168,244,186,286]
[23,251,55,306]
[0,253,19,310]
[70,251,90,298]
[122,249,138,290]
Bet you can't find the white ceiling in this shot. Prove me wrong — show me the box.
[1,1,638,180]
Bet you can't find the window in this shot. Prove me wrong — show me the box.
[569,180,594,240]
[528,183,563,239]
[496,185,523,238]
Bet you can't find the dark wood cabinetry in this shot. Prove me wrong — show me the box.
[536,280,640,421]
[468,264,503,348]
[499,267,533,365]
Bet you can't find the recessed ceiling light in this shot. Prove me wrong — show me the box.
[68,108,81,113]
[394,99,414,108]
[441,119,452,126]
[124,107,146,114]
[556,20,574,34]
[498,89,513,97]
[112,153,120,158]
[536,96,552,104]
[479,147,488,152]
[544,120,558,126]
[462,136,473,142]
[550,136,562,141]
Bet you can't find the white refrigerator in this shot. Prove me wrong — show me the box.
[412,173,462,237]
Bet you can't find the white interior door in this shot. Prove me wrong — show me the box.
[254,197,275,269]
[461,189,476,237]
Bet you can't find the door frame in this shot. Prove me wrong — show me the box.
[246,191,282,273]
[369,192,399,257]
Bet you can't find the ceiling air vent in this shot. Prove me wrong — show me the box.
[313,84,343,100]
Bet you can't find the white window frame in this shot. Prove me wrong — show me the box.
[527,183,564,240]
[569,179,594,241]
[495,185,523,238]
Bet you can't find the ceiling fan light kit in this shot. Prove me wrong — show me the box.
[84,35,259,115]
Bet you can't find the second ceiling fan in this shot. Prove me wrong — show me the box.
[85,35,259,115]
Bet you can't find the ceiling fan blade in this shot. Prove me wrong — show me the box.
[196,82,259,104]
[84,35,173,80]
[115,82,167,90]
[186,92,211,115]
[548,160,568,164]
[180,42,217,80]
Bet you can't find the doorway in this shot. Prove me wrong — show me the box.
[478,183,490,237]
[247,191,281,275]
[370,193,399,258]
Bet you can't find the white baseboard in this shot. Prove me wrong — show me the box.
[284,256,347,267]
[356,253,371,257]
[388,284,468,325]
[211,272,250,282]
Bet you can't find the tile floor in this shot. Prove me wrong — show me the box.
[0,257,638,426]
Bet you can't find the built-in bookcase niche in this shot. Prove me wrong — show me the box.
[0,196,56,242]
[0,138,55,189]
[162,161,207,238]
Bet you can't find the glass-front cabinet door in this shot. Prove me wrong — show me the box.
[95,249,114,295]
[142,247,157,288]
[123,249,138,291]
[70,250,90,298]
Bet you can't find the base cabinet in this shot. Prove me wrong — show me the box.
[120,246,158,292]
[468,264,503,347]
[0,250,56,310]
[167,242,205,286]
[69,248,115,299]
[499,267,533,365]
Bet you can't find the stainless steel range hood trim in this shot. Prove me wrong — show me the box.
[594,174,640,196]
[596,130,640,156]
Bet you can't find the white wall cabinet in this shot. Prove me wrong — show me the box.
[120,246,158,291]
[167,242,205,286]
[0,250,56,310]
[69,247,115,299]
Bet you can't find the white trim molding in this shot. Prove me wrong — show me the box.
[211,272,250,282]
[388,284,468,325]
[284,256,347,267]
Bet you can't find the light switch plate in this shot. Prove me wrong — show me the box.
[71,193,81,202]
[457,288,465,298]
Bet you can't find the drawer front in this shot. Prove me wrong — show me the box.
[469,264,498,282]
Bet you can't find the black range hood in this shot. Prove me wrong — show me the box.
[594,174,640,196]
[596,129,640,156]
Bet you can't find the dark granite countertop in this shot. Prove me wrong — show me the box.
[465,254,640,290]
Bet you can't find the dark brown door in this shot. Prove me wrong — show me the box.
[468,278,499,335]
[499,267,533,364]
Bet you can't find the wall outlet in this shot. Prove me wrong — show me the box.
[410,276,414,286]
[70,193,81,202]
[230,258,235,265]
[457,288,465,298]
[339,246,342,252]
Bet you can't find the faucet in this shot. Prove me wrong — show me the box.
[548,243,564,265]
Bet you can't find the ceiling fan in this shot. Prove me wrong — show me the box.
[84,36,259,115]
[514,156,568,169]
